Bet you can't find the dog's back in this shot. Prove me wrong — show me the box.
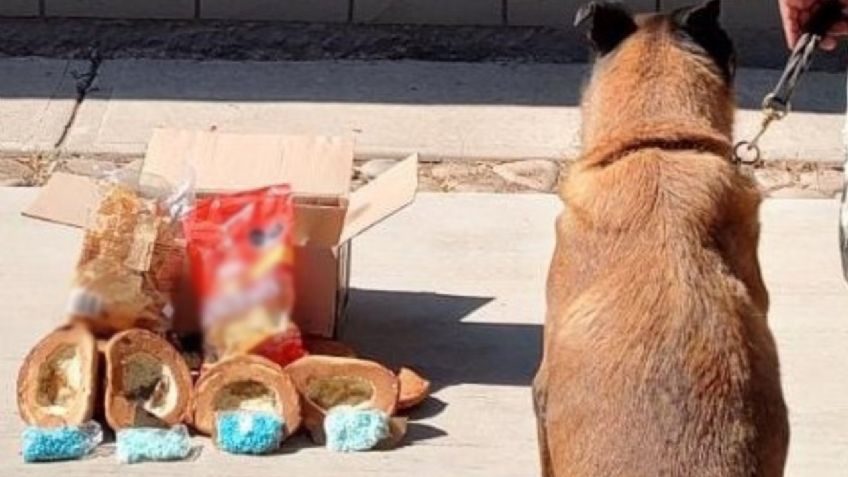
[534,2,789,476]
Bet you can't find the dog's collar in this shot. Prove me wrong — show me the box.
[581,123,733,167]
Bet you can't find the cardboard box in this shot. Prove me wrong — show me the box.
[24,129,418,337]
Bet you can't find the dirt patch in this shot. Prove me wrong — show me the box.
[1,153,843,198]
[0,153,138,186]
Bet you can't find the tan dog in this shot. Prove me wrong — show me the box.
[533,1,789,476]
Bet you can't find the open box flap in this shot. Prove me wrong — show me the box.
[341,154,418,243]
[22,172,98,227]
[141,129,354,196]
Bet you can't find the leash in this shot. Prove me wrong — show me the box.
[733,0,845,166]
[732,0,848,283]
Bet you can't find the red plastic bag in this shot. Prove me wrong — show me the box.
[182,186,305,367]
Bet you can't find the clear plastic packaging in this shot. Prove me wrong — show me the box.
[67,170,193,337]
[21,421,103,463]
[116,424,193,464]
[214,410,284,455]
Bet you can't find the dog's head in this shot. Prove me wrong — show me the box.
[576,0,734,79]
[575,0,736,143]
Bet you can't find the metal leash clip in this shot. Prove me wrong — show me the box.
[733,0,845,165]
[733,106,785,166]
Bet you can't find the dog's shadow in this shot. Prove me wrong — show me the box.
[340,288,542,443]
[342,289,541,391]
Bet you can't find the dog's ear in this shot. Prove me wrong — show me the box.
[673,0,735,79]
[574,2,637,55]
[676,0,721,30]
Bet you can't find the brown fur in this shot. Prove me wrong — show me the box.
[533,14,789,477]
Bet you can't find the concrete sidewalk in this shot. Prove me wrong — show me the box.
[1,57,846,162]
[1,189,846,475]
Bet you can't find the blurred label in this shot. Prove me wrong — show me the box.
[66,287,103,318]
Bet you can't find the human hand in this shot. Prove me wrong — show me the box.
[779,0,848,50]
